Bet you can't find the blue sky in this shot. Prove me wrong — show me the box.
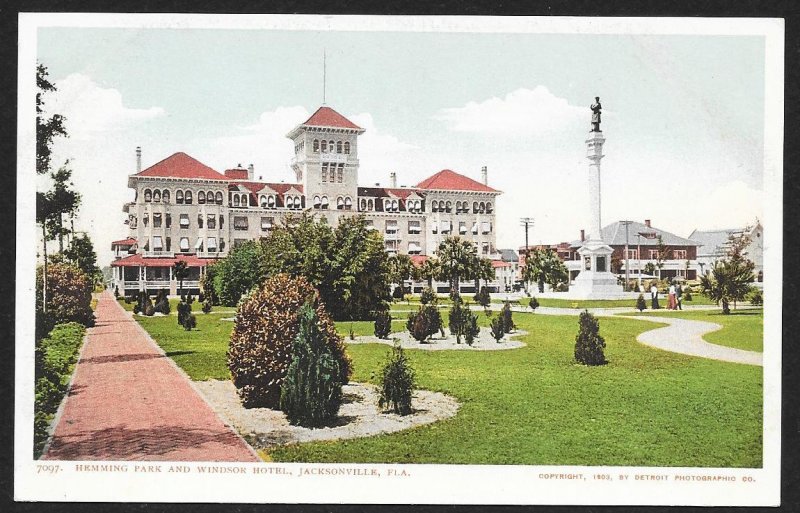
[37,25,767,265]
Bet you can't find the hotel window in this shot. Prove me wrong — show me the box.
[176,190,184,204]
[482,242,490,255]
[165,237,171,251]
[481,222,491,234]
[313,195,321,208]
[142,214,149,227]
[219,215,224,228]
[673,249,687,260]
[408,242,422,255]
[179,237,190,251]
[220,239,226,251]
[261,217,273,231]
[337,197,344,210]
[445,201,452,213]
[385,220,398,235]
[365,220,376,231]
[486,202,493,214]
[329,140,334,152]
[459,221,467,235]
[197,214,204,229]
[321,196,329,209]
[479,202,486,213]
[233,195,240,207]
[234,216,248,230]
[268,195,276,208]
[431,200,438,212]
[336,141,343,153]
[368,199,373,210]
[184,190,192,204]
[627,249,638,259]
[337,164,344,183]
[142,238,149,251]
[473,202,479,213]
[179,214,189,228]
[360,199,366,211]
[441,220,451,234]
[344,197,352,210]
[408,221,421,234]
[152,236,163,251]
[313,139,320,152]
[432,223,438,234]
[144,189,152,202]
[153,190,161,202]
[162,190,170,203]
[199,191,207,204]
[455,201,462,213]
[207,237,217,252]
[321,163,328,182]
[260,195,267,208]
[344,141,350,154]
[321,140,327,152]
[165,214,171,228]
[472,222,479,235]
[153,213,162,228]
[649,249,659,260]
[195,238,204,251]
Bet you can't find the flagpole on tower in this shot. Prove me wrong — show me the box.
[323,49,327,105]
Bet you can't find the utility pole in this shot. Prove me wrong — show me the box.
[520,217,534,256]
[620,220,633,291]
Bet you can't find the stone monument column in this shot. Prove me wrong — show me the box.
[586,131,605,242]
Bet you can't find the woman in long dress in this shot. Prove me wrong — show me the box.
[668,282,677,310]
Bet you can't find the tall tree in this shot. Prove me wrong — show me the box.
[522,248,568,293]
[173,260,191,298]
[654,235,670,280]
[473,257,496,291]
[436,236,478,296]
[64,233,99,283]
[388,254,415,295]
[36,63,67,176]
[47,163,81,252]
[418,258,441,289]
[700,228,755,314]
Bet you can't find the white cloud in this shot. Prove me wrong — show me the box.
[50,74,165,138]
[433,86,586,136]
[349,112,417,185]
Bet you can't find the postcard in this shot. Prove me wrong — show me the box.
[15,13,783,505]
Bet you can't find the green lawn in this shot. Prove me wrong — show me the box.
[393,295,716,310]
[626,308,763,352]
[133,308,762,467]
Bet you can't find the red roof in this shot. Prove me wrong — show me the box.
[110,254,219,268]
[357,187,421,200]
[409,255,430,267]
[491,260,511,268]
[302,106,362,130]
[111,238,137,247]
[416,169,499,193]
[135,152,227,181]
[232,182,303,195]
[224,168,249,180]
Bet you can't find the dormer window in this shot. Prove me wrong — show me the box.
[431,200,438,212]
[233,195,240,207]
[360,199,366,211]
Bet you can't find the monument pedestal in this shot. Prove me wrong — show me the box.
[569,240,625,299]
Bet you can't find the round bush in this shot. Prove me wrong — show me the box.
[36,262,94,330]
[228,273,352,408]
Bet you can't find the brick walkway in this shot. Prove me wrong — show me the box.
[43,291,259,461]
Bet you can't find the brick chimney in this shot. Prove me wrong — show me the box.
[481,166,488,185]
[580,229,585,242]
[136,146,142,173]
[645,219,651,228]
[247,163,254,181]
[389,172,397,188]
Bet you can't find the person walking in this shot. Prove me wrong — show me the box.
[650,282,660,309]
[676,282,683,310]
[668,281,677,310]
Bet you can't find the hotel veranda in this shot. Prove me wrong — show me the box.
[111,106,509,296]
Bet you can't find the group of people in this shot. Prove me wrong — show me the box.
[649,280,683,310]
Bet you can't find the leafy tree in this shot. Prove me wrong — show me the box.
[36,63,67,176]
[643,262,656,276]
[280,303,344,427]
[490,316,505,342]
[636,294,647,312]
[173,260,191,299]
[201,264,220,305]
[473,286,491,308]
[378,342,415,415]
[388,254,414,295]
[436,236,478,296]
[574,310,607,366]
[700,229,756,314]
[611,254,623,274]
[420,287,436,305]
[522,248,568,293]
[654,235,669,280]
[212,241,267,306]
[64,233,99,282]
[501,301,515,333]
[473,257,496,292]
[374,309,392,339]
[418,258,441,289]
[35,262,94,338]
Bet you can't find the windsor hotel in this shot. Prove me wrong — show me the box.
[111,106,509,295]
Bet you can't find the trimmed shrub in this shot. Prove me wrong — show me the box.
[198,291,205,303]
[378,342,415,415]
[464,308,480,346]
[144,297,155,316]
[154,291,170,315]
[187,294,194,304]
[133,303,141,315]
[501,301,515,333]
[490,316,505,342]
[183,314,196,331]
[202,300,213,314]
[374,310,392,339]
[228,273,351,408]
[636,294,647,312]
[113,285,119,298]
[574,310,607,366]
[529,297,540,312]
[36,262,94,337]
[750,289,763,306]
[473,286,491,308]
[392,285,405,301]
[684,290,693,301]
[407,310,429,342]
[425,305,444,338]
[279,303,344,427]
[420,287,436,305]
[177,300,190,327]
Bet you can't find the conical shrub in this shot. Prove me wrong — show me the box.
[574,310,607,366]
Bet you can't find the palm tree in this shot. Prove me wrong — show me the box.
[474,257,496,291]
[173,260,190,297]
[436,236,478,296]
[523,248,568,293]
[700,259,754,314]
[388,254,414,295]
[419,258,441,289]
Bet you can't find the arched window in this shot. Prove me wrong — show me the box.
[337,166,343,183]
[368,199,374,210]
[313,195,321,208]
[360,199,366,211]
[344,141,350,154]
[321,140,327,152]
[337,196,344,210]
[215,191,223,204]
[233,195,240,207]
[313,139,319,152]
[267,195,275,208]
[198,191,206,204]
[431,200,438,212]
[144,189,152,202]
[176,190,184,204]
[260,195,268,208]
[344,197,352,210]
[153,190,161,202]
[336,141,343,153]
[162,190,170,203]
[184,190,192,204]
[207,191,214,203]
[197,214,204,229]
[445,201,452,213]
[473,201,479,213]
[321,196,329,209]
[486,202,493,214]
[479,202,486,213]
[295,196,302,209]
[329,140,334,152]
[392,199,399,211]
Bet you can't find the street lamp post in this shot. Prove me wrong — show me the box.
[636,233,642,290]
[520,217,534,292]
[620,220,633,292]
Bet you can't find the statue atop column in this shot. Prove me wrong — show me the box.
[590,96,602,132]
